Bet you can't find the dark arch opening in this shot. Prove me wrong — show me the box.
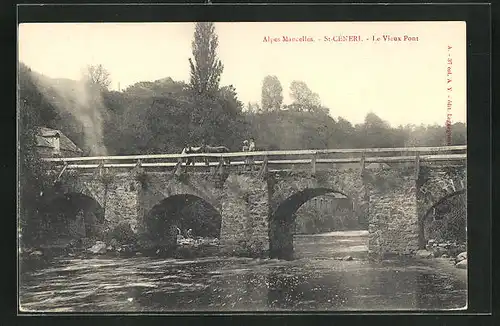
[269,188,358,260]
[38,192,105,246]
[145,194,222,247]
[422,190,466,245]
[423,189,466,220]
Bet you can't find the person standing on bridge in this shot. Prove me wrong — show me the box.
[242,140,250,169]
[181,144,193,166]
[249,138,256,152]
[248,138,256,170]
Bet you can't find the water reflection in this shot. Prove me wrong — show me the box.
[19,231,466,312]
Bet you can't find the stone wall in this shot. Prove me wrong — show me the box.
[102,173,142,234]
[139,173,223,213]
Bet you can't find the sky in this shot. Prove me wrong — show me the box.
[18,22,466,126]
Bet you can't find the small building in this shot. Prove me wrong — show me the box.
[35,127,83,158]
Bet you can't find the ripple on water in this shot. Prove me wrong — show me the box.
[143,282,210,295]
[127,282,158,288]
[19,231,466,312]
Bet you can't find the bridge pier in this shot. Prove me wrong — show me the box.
[219,174,270,256]
[102,175,143,235]
[365,168,420,258]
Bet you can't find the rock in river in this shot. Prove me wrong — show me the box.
[455,259,467,269]
[88,241,107,254]
[456,251,467,262]
[416,250,433,259]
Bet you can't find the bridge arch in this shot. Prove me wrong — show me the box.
[144,194,222,246]
[40,191,105,243]
[269,187,355,259]
[421,190,466,245]
[417,166,467,248]
[52,176,107,210]
[268,171,366,221]
[423,189,466,221]
[140,173,223,215]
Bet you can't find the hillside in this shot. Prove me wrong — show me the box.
[19,64,467,157]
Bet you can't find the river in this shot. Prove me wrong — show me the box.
[19,230,467,312]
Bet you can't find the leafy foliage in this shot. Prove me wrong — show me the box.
[294,198,360,234]
[18,63,56,245]
[85,64,111,90]
[261,75,283,112]
[246,101,261,114]
[189,22,224,96]
[289,80,323,113]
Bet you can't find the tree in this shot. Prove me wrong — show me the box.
[331,117,357,148]
[289,80,321,112]
[123,81,156,97]
[364,112,390,130]
[186,23,249,148]
[189,22,224,95]
[85,64,111,90]
[247,101,261,114]
[219,84,243,114]
[18,63,56,245]
[261,75,283,112]
[451,122,466,145]
[123,78,189,98]
[358,112,395,148]
[18,63,59,127]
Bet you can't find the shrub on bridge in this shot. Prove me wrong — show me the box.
[131,168,148,189]
[98,171,115,186]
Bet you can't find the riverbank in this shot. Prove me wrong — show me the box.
[21,241,221,260]
[414,238,468,272]
[417,257,467,284]
[20,232,467,272]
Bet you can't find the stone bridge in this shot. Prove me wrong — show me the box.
[42,148,466,259]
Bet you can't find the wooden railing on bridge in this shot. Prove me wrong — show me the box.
[41,146,467,173]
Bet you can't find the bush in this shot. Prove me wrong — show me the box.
[106,223,138,245]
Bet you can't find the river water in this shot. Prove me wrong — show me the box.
[19,230,467,312]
